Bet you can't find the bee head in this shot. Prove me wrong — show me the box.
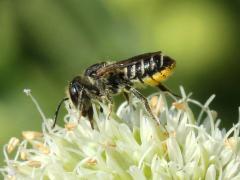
[52,76,93,129]
[68,76,89,107]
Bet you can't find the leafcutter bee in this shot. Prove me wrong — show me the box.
[53,51,177,129]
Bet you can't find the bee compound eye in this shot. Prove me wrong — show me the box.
[71,86,77,95]
[69,83,81,106]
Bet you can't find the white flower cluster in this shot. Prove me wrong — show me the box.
[1,87,240,180]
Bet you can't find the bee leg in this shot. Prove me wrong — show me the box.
[123,90,137,110]
[77,90,84,123]
[106,98,113,120]
[81,104,94,129]
[157,84,181,98]
[123,91,130,104]
[87,105,94,129]
[129,87,159,125]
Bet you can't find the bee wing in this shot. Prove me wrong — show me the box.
[95,51,162,77]
[84,62,107,77]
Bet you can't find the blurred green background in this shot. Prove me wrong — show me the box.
[0,0,239,165]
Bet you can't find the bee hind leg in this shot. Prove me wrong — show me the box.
[128,87,160,125]
[157,84,181,98]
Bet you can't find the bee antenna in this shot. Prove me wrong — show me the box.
[52,97,69,128]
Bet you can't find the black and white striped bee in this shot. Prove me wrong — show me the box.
[53,51,177,128]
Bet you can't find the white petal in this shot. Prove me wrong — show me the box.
[129,166,146,180]
[167,137,183,167]
[205,164,216,180]
[183,131,200,163]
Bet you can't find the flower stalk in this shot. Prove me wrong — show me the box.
[1,87,240,180]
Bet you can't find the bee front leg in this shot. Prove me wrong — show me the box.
[81,103,94,129]
[87,105,94,129]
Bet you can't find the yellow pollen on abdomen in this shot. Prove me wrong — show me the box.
[143,77,159,86]
[143,67,174,86]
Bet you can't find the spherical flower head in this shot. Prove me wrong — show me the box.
[1,87,240,179]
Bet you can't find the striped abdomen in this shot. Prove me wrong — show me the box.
[123,53,176,86]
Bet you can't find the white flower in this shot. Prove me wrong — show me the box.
[1,87,240,180]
